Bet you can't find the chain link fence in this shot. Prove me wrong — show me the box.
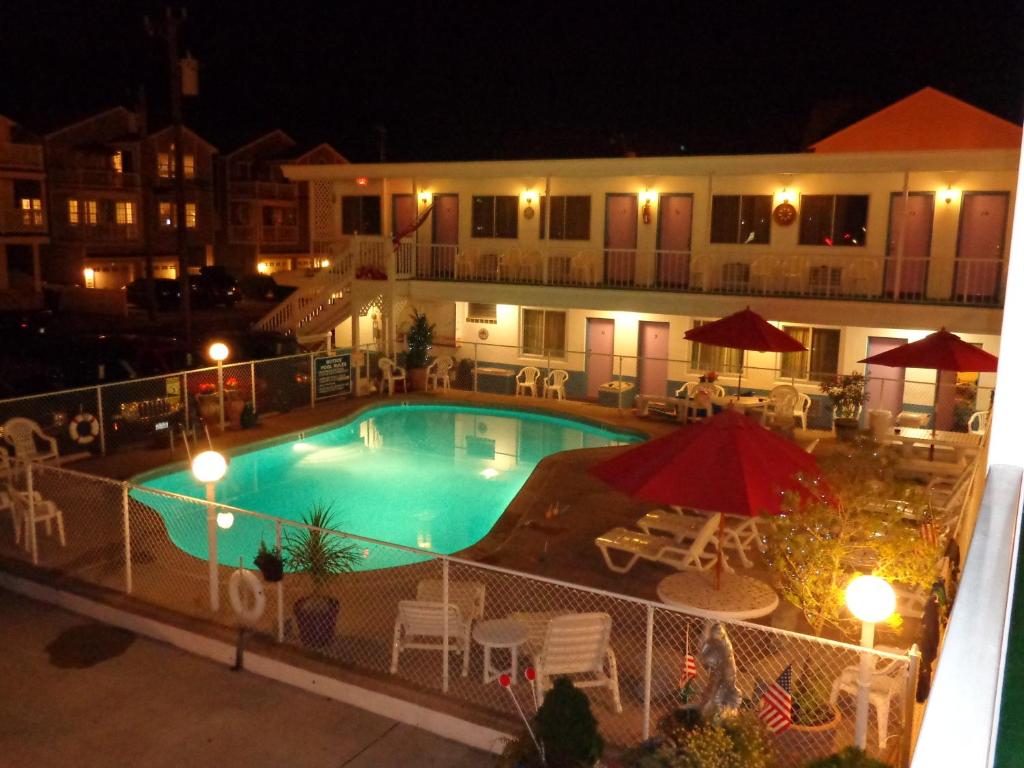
[0,455,924,765]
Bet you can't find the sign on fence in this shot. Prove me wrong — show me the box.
[314,353,352,399]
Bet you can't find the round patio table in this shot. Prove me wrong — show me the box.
[656,571,779,621]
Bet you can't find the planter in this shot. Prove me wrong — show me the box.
[407,366,428,391]
[775,710,840,767]
[294,595,340,648]
[255,557,284,583]
[834,417,860,442]
[225,396,246,429]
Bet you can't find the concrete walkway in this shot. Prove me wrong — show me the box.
[0,589,496,768]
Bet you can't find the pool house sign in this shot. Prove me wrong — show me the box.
[314,353,352,399]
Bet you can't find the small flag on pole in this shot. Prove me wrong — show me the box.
[759,665,794,734]
[919,520,938,547]
[679,635,698,688]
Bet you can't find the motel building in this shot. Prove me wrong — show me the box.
[274,88,1020,428]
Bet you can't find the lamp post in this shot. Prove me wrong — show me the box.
[192,449,227,611]
[845,574,896,750]
[208,342,230,432]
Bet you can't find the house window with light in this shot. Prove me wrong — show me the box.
[159,202,197,228]
[799,195,869,246]
[67,200,80,225]
[158,152,172,178]
[521,308,566,358]
[186,202,197,228]
[111,150,123,173]
[115,201,135,225]
[779,325,841,381]
[85,200,98,225]
[690,319,743,373]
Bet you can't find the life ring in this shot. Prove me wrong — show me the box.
[228,569,266,625]
[69,413,100,445]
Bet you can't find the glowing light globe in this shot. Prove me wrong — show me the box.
[191,450,227,483]
[208,342,230,362]
[845,575,896,624]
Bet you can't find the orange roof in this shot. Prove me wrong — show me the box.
[810,87,1022,153]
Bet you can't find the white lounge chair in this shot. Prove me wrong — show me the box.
[378,357,406,396]
[531,612,622,713]
[390,600,472,677]
[543,369,569,400]
[595,513,722,574]
[829,645,905,748]
[414,579,486,625]
[2,418,59,463]
[426,356,454,392]
[516,366,541,397]
[639,508,761,569]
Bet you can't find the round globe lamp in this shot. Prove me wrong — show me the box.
[207,343,230,431]
[846,574,896,749]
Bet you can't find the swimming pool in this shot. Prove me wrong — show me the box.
[135,403,640,570]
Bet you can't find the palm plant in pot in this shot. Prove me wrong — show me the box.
[283,502,360,648]
[404,309,435,391]
[821,372,868,441]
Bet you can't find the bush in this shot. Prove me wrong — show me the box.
[535,677,604,767]
[803,746,893,768]
[622,713,774,768]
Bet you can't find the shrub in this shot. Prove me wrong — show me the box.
[802,746,893,768]
[651,713,774,768]
[535,677,604,767]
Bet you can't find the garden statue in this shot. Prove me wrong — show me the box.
[696,622,742,719]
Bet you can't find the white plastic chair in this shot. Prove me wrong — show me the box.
[531,612,622,714]
[11,485,66,551]
[378,357,407,396]
[968,410,989,435]
[684,383,722,422]
[544,369,569,399]
[2,418,59,463]
[795,392,812,430]
[426,356,454,392]
[390,601,472,677]
[751,385,799,429]
[519,251,543,283]
[569,251,597,285]
[516,366,541,397]
[829,645,905,748]
[595,513,722,574]
[455,247,479,280]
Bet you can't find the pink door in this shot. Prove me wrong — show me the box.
[604,194,637,287]
[638,321,669,396]
[656,194,692,288]
[934,370,958,431]
[955,193,1009,302]
[431,194,459,278]
[585,318,614,400]
[392,194,415,236]
[884,193,933,298]
[864,336,907,418]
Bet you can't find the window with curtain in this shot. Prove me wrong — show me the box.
[341,195,382,235]
[540,196,591,240]
[466,303,498,323]
[521,308,567,358]
[799,194,868,246]
[471,195,518,238]
[780,325,840,381]
[710,195,772,244]
[689,320,742,373]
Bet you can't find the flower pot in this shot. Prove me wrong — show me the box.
[226,397,246,429]
[775,710,840,767]
[834,417,860,442]
[256,557,284,583]
[294,595,340,648]
[408,366,428,392]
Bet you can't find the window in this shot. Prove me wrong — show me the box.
[157,148,195,179]
[341,195,382,235]
[85,200,98,225]
[471,195,518,238]
[521,308,566,358]
[779,325,840,382]
[710,195,771,244]
[540,196,590,240]
[67,200,79,225]
[186,203,196,228]
[799,194,868,246]
[157,153,171,178]
[183,154,195,179]
[159,202,197,228]
[114,201,135,225]
[20,198,43,225]
[466,303,498,323]
[690,320,743,374]
[111,150,123,173]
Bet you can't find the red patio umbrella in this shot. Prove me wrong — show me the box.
[859,328,998,447]
[591,409,830,585]
[684,308,806,393]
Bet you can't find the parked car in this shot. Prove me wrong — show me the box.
[125,278,182,310]
[191,266,240,308]
[239,274,296,302]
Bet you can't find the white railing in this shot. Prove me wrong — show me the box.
[6,454,918,763]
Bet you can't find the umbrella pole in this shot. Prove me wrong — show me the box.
[929,376,940,461]
[715,514,725,590]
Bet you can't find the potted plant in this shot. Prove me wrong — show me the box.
[283,502,361,648]
[404,309,435,391]
[821,372,868,441]
[804,747,894,768]
[775,672,840,767]
[617,712,774,768]
[253,539,284,582]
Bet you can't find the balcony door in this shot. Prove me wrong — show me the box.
[604,194,637,287]
[585,317,614,400]
[430,193,458,279]
[884,192,933,299]
[954,192,1009,302]
[864,336,907,418]
[637,321,670,396]
[656,194,692,289]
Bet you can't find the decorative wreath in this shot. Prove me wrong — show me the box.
[772,202,797,226]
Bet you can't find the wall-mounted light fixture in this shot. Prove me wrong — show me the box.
[943,185,961,205]
[83,267,95,288]
[418,190,432,205]
[522,189,536,219]
[640,189,656,225]
[774,187,796,206]
[355,176,369,187]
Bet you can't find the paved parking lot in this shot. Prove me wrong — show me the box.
[0,589,495,768]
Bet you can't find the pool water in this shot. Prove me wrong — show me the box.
[135,404,639,571]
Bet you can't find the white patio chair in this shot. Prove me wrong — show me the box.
[11,486,66,551]
[531,612,622,714]
[378,357,406,396]
[595,513,722,574]
[0,448,23,542]
[455,247,479,280]
[829,645,905,748]
[2,418,59,463]
[519,251,543,283]
[795,392,812,430]
[639,508,761,569]
[414,579,486,625]
[569,251,597,285]
[750,385,799,429]
[968,410,989,436]
[426,356,454,392]
[543,369,569,400]
[516,366,541,397]
[498,249,521,281]
[676,381,725,399]
[390,600,472,677]
[685,383,722,422]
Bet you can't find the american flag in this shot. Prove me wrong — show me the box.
[392,203,434,246]
[919,520,938,547]
[759,665,793,733]
[679,647,698,688]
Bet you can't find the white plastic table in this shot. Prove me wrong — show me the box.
[888,427,981,463]
[472,618,529,683]
[656,571,779,621]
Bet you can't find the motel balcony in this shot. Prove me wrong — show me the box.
[0,208,47,236]
[55,222,141,242]
[0,142,44,170]
[48,167,141,190]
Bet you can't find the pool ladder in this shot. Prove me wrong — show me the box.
[178,421,214,463]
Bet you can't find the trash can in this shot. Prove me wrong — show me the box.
[869,409,892,440]
[597,381,635,408]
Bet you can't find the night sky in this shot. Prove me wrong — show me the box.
[2,1,1022,162]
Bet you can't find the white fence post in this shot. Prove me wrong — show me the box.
[250,361,257,412]
[206,487,219,612]
[473,343,478,393]
[183,371,190,434]
[309,352,316,408]
[275,520,284,643]
[442,557,450,693]
[26,461,38,565]
[900,645,922,767]
[122,482,132,594]
[96,385,106,456]
[643,604,654,740]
